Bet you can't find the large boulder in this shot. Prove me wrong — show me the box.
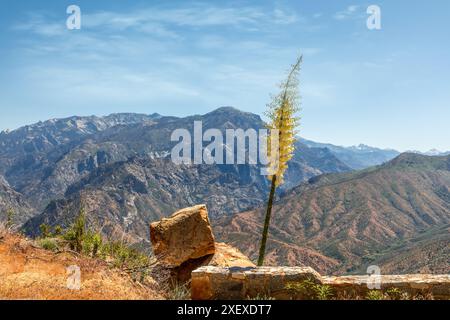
[150,204,256,283]
[208,243,255,268]
[174,242,255,283]
[150,204,215,266]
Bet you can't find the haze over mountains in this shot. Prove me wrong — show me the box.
[300,139,400,170]
[0,107,448,274]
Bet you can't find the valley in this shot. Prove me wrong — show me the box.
[215,153,450,274]
[0,107,447,275]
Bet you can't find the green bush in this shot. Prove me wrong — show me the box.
[100,240,149,269]
[39,238,59,252]
[62,209,86,253]
[286,279,317,299]
[6,209,14,228]
[285,278,334,300]
[54,225,63,236]
[62,208,100,256]
[81,231,103,257]
[247,294,276,300]
[385,287,409,300]
[37,207,152,282]
[39,224,52,238]
[366,290,385,300]
[314,284,334,300]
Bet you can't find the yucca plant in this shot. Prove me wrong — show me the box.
[257,56,302,266]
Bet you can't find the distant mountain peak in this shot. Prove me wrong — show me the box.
[209,106,241,113]
[407,149,450,156]
[206,106,259,118]
[385,152,450,169]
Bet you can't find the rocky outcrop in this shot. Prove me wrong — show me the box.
[173,242,255,283]
[207,243,255,268]
[0,175,34,225]
[150,204,216,266]
[150,205,254,282]
[191,266,450,300]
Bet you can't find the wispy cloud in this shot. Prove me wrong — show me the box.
[7,2,319,120]
[14,4,301,39]
[333,5,360,20]
[273,8,299,25]
[12,13,66,37]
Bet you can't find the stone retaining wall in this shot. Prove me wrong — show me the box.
[191,266,450,300]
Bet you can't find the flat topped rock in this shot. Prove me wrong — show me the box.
[150,204,215,266]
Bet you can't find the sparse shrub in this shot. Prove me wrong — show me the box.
[248,294,276,300]
[39,223,52,238]
[6,209,14,229]
[53,225,63,236]
[286,278,317,299]
[285,278,334,300]
[39,238,59,252]
[366,290,385,300]
[62,208,88,253]
[100,240,149,270]
[34,207,154,285]
[91,233,101,257]
[58,207,151,275]
[166,280,190,300]
[385,287,407,300]
[314,284,334,300]
[72,209,86,252]
[81,230,103,257]
[411,292,434,300]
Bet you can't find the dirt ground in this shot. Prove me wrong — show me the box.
[0,232,163,300]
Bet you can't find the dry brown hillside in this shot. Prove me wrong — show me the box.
[0,228,163,300]
[215,153,450,275]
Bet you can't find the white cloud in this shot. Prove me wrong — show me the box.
[333,5,360,20]
[273,9,298,25]
[8,3,320,118]
[12,13,66,37]
[302,83,336,105]
[14,4,302,40]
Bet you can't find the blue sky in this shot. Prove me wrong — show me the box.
[0,0,449,152]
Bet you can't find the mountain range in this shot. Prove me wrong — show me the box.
[215,153,450,274]
[0,107,447,274]
[0,107,365,225]
[299,139,400,170]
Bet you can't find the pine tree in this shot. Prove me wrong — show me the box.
[257,56,302,266]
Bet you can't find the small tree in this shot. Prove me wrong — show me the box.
[63,207,87,252]
[6,209,15,229]
[39,223,52,238]
[257,56,302,266]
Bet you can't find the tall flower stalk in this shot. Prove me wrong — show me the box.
[257,56,302,266]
